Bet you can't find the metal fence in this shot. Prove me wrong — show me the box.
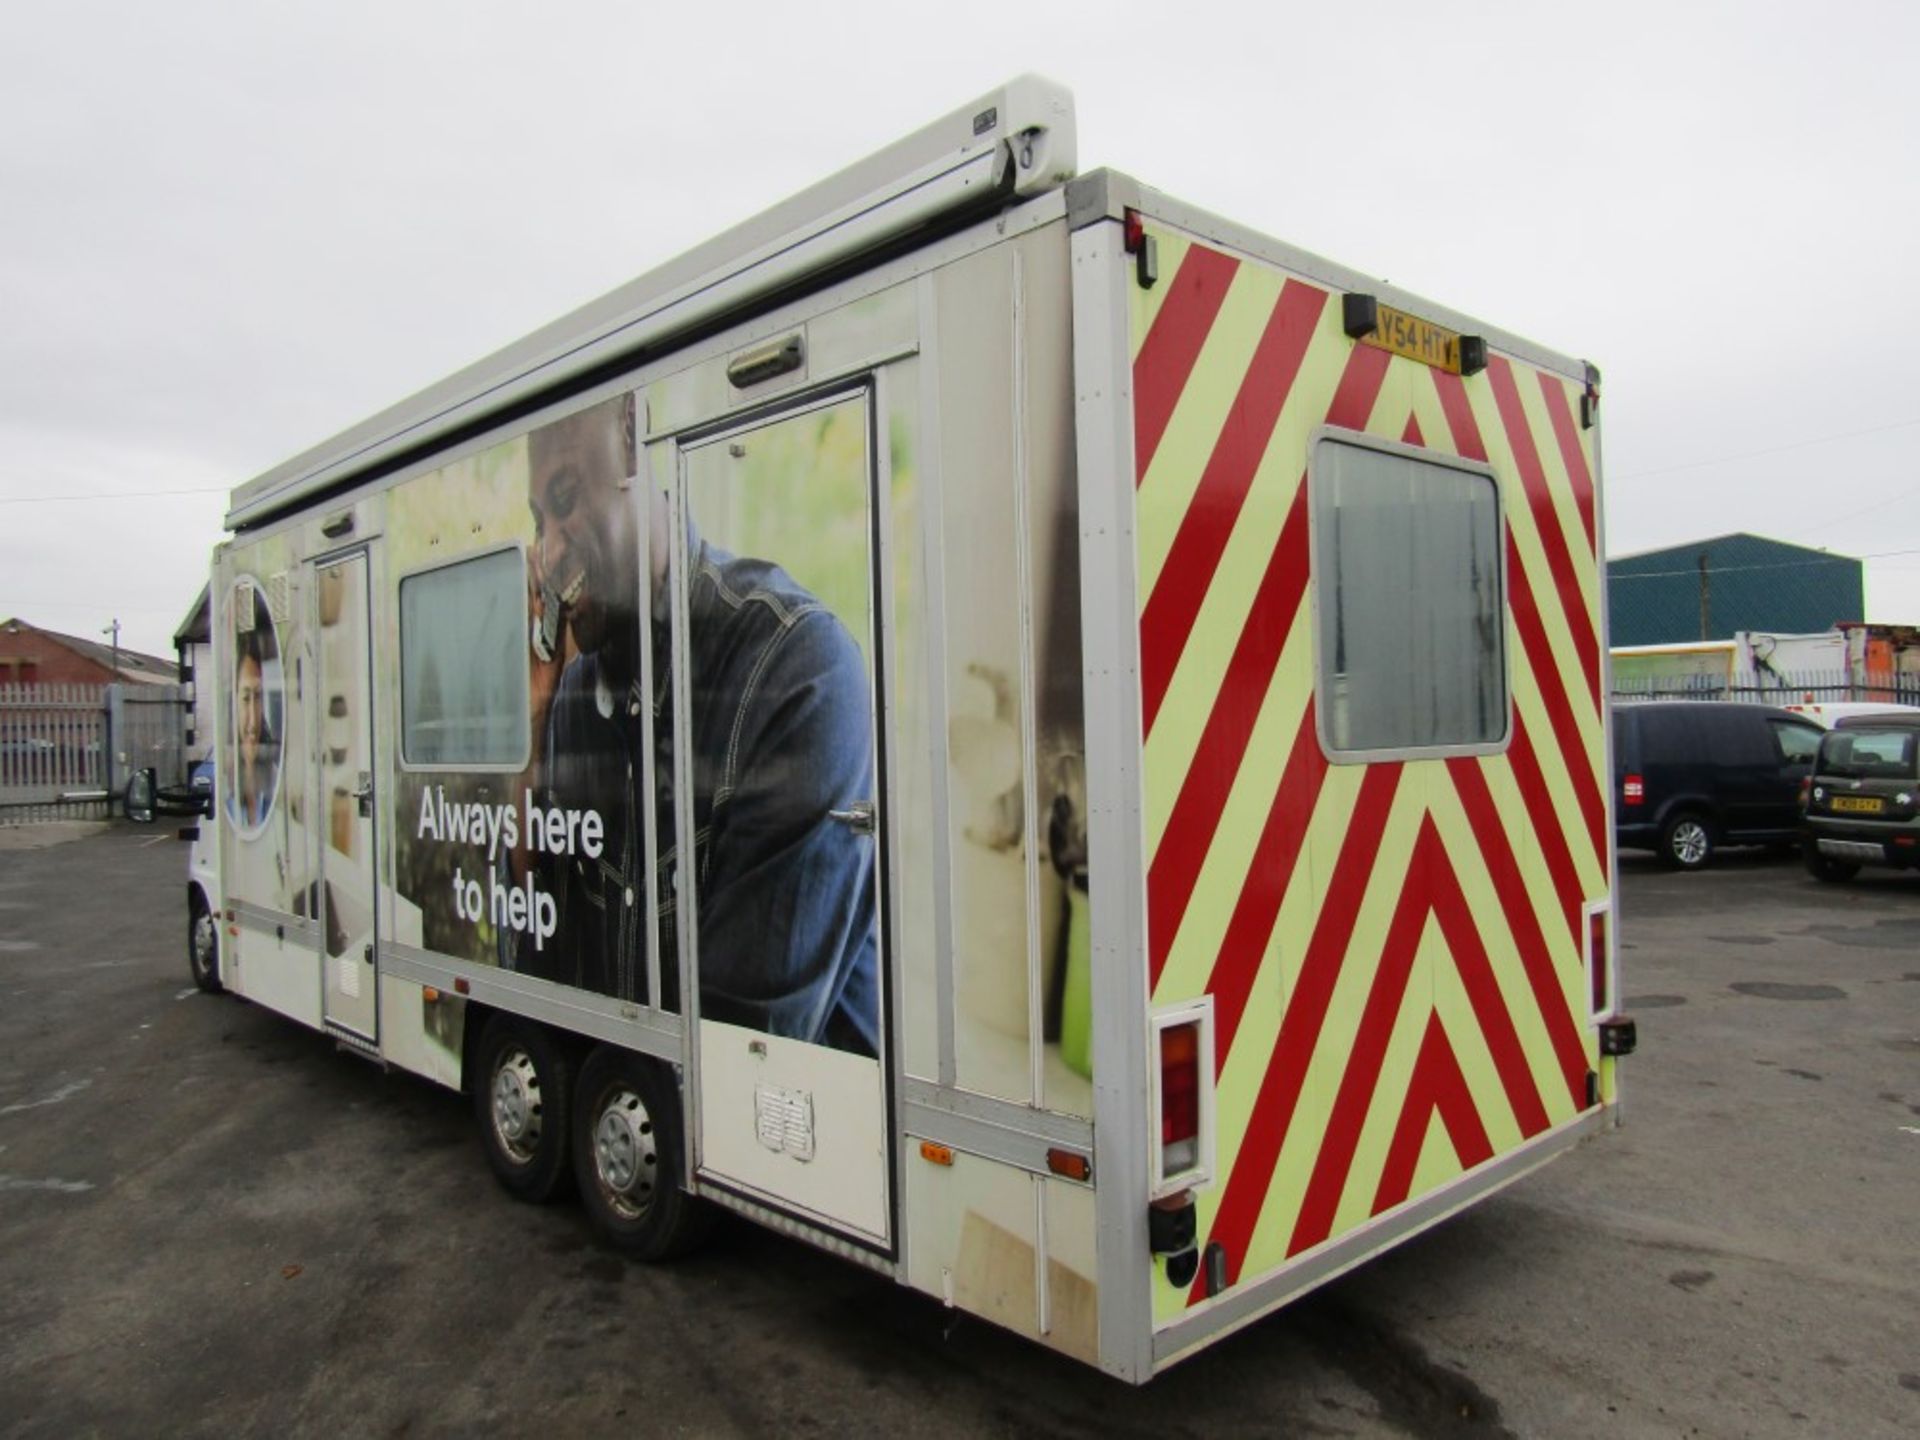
[1611,667,1920,707]
[0,682,185,824]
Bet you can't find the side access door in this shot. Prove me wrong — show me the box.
[671,386,892,1248]
[315,548,381,1045]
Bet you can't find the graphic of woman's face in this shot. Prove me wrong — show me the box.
[238,654,264,777]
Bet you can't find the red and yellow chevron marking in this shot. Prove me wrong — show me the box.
[1129,227,1611,1323]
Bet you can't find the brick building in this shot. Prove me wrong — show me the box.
[0,618,178,687]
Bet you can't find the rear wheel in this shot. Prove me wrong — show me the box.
[1803,843,1860,883]
[187,890,222,993]
[1659,812,1714,870]
[473,1015,575,1203]
[572,1046,712,1260]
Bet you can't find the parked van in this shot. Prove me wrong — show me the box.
[1802,713,1920,880]
[1612,702,1824,868]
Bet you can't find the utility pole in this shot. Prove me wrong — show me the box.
[1697,553,1711,641]
[101,618,121,796]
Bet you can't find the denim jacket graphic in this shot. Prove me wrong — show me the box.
[515,535,879,1058]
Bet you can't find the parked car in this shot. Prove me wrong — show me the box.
[1801,714,1920,881]
[1613,701,1825,869]
[1781,700,1920,726]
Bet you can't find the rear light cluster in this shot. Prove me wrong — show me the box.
[1152,1005,1214,1198]
[1588,907,1611,1016]
[1160,1022,1201,1175]
[1622,774,1644,806]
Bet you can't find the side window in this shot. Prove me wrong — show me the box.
[398,548,530,767]
[1312,435,1506,757]
[1768,719,1822,765]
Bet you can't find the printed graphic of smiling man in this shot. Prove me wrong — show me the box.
[511,393,878,1057]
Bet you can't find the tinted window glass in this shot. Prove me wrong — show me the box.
[1769,719,1822,763]
[399,549,530,766]
[1313,439,1505,755]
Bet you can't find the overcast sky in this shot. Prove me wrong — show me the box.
[3,0,1915,660]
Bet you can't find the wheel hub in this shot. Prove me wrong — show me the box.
[490,1048,541,1161]
[1673,821,1708,864]
[191,912,215,972]
[593,1087,657,1219]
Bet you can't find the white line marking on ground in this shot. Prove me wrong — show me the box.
[0,1175,95,1194]
[175,988,197,1001]
[1901,1126,1920,1137]
[0,1078,92,1115]
[140,835,169,848]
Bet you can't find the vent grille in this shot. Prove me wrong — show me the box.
[754,1084,815,1161]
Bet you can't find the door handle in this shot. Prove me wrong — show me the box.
[828,800,875,836]
[351,771,373,818]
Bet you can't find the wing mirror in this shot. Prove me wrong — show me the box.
[124,767,157,824]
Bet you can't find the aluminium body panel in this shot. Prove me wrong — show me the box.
[207,188,1108,1357]
[227,77,1076,532]
[1066,213,1160,1382]
[1120,201,1614,1368]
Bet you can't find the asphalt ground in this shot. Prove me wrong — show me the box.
[1,825,1916,1438]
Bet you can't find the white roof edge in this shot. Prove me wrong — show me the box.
[227,74,1077,530]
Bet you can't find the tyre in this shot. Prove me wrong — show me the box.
[473,1015,575,1203]
[1803,842,1860,883]
[572,1045,712,1260]
[1659,812,1714,870]
[188,889,223,994]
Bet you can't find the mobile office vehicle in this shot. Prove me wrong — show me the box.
[1803,712,1920,879]
[1612,701,1824,869]
[182,76,1630,1381]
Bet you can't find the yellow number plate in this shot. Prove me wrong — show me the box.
[1831,795,1884,813]
[1360,304,1463,373]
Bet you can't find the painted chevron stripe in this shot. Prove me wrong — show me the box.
[1505,716,1589,944]
[1138,280,1327,733]
[1207,703,1330,1064]
[1446,755,1592,1107]
[1130,221,1611,1324]
[1286,816,1449,1257]
[1371,1014,1494,1215]
[1146,486,1313,987]
[1144,339,1391,985]
[1538,373,1597,554]
[1487,356,1602,708]
[1186,762,1403,1293]
[1508,535,1610,867]
[1431,366,1607,871]
[1134,243,1240,482]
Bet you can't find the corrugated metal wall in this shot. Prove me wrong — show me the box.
[1608,533,1863,646]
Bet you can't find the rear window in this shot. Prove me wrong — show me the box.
[1816,728,1919,780]
[1311,434,1506,757]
